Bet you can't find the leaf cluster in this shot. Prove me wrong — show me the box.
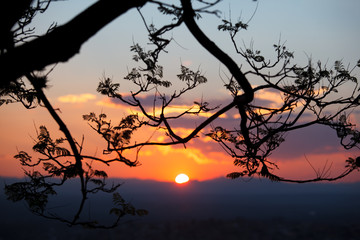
[0,79,43,108]
[33,126,70,157]
[5,125,143,227]
[177,65,207,87]
[218,19,248,34]
[3,0,360,228]
[97,77,120,97]
[84,113,145,151]
[5,171,57,214]
[330,114,360,150]
[215,42,360,182]
[126,44,171,88]
[215,23,360,182]
[110,192,148,217]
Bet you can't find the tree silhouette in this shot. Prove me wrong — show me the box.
[1,0,359,227]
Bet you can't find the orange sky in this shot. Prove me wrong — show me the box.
[1,1,360,183]
[1,92,359,183]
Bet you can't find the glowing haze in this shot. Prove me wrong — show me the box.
[0,0,359,182]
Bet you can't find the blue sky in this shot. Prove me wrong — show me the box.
[30,0,360,96]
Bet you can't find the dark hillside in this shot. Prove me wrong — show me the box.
[1,177,359,239]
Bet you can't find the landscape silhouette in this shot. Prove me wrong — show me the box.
[1,0,360,238]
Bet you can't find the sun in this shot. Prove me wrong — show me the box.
[175,173,190,184]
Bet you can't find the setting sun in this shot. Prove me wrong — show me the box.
[175,173,190,184]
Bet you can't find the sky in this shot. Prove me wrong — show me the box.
[1,0,360,182]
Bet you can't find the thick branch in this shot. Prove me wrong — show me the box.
[180,0,254,104]
[1,0,148,87]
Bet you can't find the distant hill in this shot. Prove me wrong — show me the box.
[115,177,360,222]
[1,177,359,239]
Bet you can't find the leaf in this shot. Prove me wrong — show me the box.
[319,70,330,78]
[284,51,294,59]
[99,113,107,119]
[334,60,344,71]
[254,56,264,62]
[124,68,141,82]
[83,112,96,121]
[63,164,79,178]
[124,205,136,215]
[345,157,360,168]
[14,151,32,165]
[39,126,50,139]
[293,67,304,76]
[226,172,243,179]
[109,208,122,216]
[90,179,104,186]
[136,209,149,216]
[94,170,108,178]
[336,128,346,138]
[0,99,11,106]
[234,21,248,30]
[55,147,70,156]
[195,75,207,84]
[157,5,181,18]
[339,114,347,124]
[112,192,125,205]
[4,182,27,202]
[356,157,360,167]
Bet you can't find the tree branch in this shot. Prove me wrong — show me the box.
[1,0,148,87]
[180,0,254,104]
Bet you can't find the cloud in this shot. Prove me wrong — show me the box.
[136,130,230,166]
[146,145,228,165]
[248,88,288,116]
[181,60,192,66]
[58,93,96,103]
[96,96,229,119]
[96,97,125,109]
[96,95,159,109]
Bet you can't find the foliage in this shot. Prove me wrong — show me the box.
[110,193,149,218]
[218,19,248,33]
[0,0,359,228]
[5,170,57,214]
[5,125,146,227]
[0,78,41,108]
[83,112,146,166]
[211,21,360,182]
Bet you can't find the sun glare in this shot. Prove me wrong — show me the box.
[175,173,189,184]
